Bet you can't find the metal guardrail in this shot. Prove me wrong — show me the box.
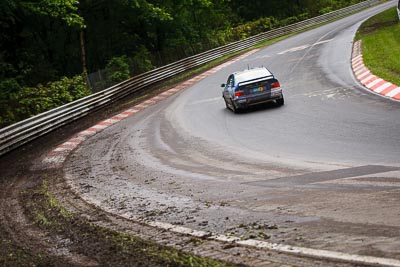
[0,0,381,156]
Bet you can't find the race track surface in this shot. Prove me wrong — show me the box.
[63,1,400,262]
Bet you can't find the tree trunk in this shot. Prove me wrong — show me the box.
[80,30,90,90]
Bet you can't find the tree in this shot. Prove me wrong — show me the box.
[21,0,84,27]
[22,0,88,81]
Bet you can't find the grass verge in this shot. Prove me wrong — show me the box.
[21,178,240,267]
[356,7,400,86]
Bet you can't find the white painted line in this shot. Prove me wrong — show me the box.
[146,221,174,230]
[314,38,333,45]
[147,221,211,238]
[172,226,210,238]
[278,45,310,55]
[211,234,240,243]
[278,40,333,55]
[374,82,392,93]
[143,219,400,267]
[237,239,400,267]
[386,87,400,97]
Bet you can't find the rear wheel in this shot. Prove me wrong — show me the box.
[231,99,239,113]
[276,97,284,106]
[224,98,230,109]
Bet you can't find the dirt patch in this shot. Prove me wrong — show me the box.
[2,171,234,267]
[358,20,398,35]
[0,157,360,267]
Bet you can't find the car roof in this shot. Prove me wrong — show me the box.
[233,67,273,85]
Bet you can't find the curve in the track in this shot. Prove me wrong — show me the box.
[51,1,400,265]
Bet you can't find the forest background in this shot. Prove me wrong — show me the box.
[0,0,364,127]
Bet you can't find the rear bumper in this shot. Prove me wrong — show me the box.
[234,90,283,109]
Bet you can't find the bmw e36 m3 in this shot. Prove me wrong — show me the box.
[221,67,284,112]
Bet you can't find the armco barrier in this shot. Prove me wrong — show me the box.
[0,0,381,156]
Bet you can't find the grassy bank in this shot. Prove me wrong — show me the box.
[356,7,400,86]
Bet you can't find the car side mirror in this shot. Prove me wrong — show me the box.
[221,83,226,87]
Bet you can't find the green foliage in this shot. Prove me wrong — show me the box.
[319,7,334,15]
[279,16,301,27]
[21,0,85,28]
[1,0,367,83]
[0,0,85,87]
[0,75,90,128]
[232,17,278,40]
[0,79,22,126]
[130,46,154,75]
[105,56,130,83]
[102,49,154,87]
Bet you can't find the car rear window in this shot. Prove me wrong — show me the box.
[234,68,273,85]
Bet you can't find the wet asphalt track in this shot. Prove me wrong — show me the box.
[65,1,400,263]
[173,3,400,167]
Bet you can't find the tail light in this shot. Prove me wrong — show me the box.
[271,82,280,88]
[235,90,244,97]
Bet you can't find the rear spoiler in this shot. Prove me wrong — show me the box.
[237,75,274,87]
